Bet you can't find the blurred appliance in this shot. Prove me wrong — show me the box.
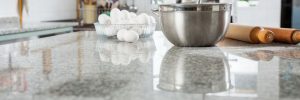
[281,0,300,29]
[128,0,138,12]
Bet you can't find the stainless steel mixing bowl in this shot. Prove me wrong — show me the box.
[158,3,231,47]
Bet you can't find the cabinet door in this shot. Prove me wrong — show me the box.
[236,0,281,27]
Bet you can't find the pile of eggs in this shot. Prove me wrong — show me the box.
[98,8,156,43]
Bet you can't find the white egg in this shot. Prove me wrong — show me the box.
[111,17,119,24]
[113,13,128,24]
[117,29,127,41]
[118,20,128,25]
[110,8,121,24]
[104,26,117,36]
[129,12,137,18]
[128,18,138,24]
[137,13,150,24]
[121,10,129,15]
[120,10,130,20]
[127,12,138,24]
[117,33,124,41]
[117,11,125,21]
[110,8,120,18]
[130,26,143,35]
[98,14,111,24]
[124,30,139,42]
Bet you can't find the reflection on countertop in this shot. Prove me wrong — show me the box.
[0,22,77,35]
[0,31,299,100]
[158,47,231,94]
[0,17,77,35]
[96,37,156,65]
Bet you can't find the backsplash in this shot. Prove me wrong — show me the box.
[134,0,154,14]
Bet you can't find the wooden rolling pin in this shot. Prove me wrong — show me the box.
[225,23,275,44]
[264,27,300,44]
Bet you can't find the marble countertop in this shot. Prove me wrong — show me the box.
[0,31,300,100]
[0,21,77,35]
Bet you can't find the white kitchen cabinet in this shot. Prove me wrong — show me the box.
[0,0,18,18]
[0,0,77,22]
[236,0,281,27]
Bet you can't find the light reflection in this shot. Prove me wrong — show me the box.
[243,49,300,61]
[20,41,29,56]
[0,68,28,93]
[42,49,52,81]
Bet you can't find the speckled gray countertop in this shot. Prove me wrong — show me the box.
[0,31,300,100]
[0,17,77,35]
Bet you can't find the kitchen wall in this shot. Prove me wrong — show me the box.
[0,0,18,18]
[0,0,282,27]
[0,0,76,22]
[0,0,153,22]
[135,0,153,14]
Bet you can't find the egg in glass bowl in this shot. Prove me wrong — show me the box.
[94,8,156,43]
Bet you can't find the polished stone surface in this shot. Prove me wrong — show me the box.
[0,31,300,100]
[0,17,77,35]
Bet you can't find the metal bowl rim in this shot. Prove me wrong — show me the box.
[159,3,231,12]
[159,3,231,7]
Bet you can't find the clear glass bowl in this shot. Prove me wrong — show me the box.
[94,23,156,38]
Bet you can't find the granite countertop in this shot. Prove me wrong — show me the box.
[0,31,300,100]
[0,17,77,35]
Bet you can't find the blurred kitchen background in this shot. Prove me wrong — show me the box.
[0,0,299,29]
